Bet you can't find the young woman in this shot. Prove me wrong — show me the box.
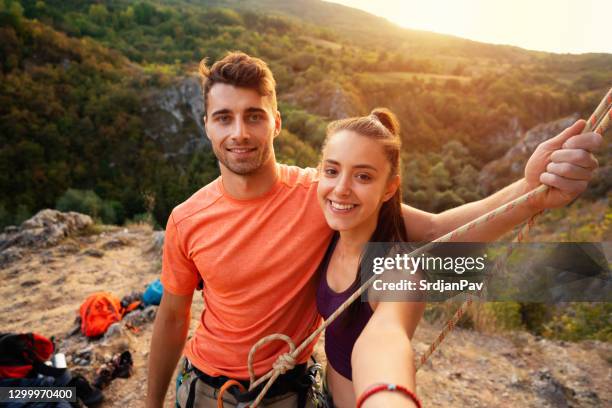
[316,108,425,408]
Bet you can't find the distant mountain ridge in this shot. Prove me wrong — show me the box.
[198,0,611,60]
[1,0,610,228]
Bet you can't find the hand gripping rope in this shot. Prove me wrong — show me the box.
[218,87,612,408]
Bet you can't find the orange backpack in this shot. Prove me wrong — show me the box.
[79,292,139,338]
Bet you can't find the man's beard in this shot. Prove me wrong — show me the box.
[216,143,272,175]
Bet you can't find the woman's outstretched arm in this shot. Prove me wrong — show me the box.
[402,119,602,242]
[351,299,425,408]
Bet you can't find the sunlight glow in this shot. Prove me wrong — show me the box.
[327,0,611,54]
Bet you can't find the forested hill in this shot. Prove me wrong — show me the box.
[1,0,610,228]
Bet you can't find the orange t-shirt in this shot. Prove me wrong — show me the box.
[161,164,333,379]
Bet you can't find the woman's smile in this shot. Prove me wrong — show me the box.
[328,199,360,213]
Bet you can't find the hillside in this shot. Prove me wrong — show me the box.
[206,0,542,60]
[1,210,610,407]
[1,0,611,229]
[1,2,610,405]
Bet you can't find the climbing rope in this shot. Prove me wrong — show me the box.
[416,211,540,370]
[227,87,611,408]
[415,90,610,370]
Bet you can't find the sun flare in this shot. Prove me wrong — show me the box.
[327,0,610,54]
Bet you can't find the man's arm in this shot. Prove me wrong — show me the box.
[146,290,193,408]
[403,120,602,242]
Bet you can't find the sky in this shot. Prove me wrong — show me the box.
[327,0,611,54]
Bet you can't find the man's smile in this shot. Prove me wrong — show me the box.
[226,147,257,158]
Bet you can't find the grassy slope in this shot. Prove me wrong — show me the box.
[4,0,611,223]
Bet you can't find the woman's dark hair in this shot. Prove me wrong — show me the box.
[323,108,408,325]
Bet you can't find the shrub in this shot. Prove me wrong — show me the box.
[543,303,612,342]
[55,189,124,225]
[130,212,159,229]
[424,301,524,333]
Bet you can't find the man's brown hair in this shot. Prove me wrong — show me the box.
[199,51,277,117]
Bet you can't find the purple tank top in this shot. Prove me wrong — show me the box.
[316,234,373,381]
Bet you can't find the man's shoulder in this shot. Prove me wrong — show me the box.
[278,164,319,188]
[171,178,223,225]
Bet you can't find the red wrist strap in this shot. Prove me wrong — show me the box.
[356,383,422,408]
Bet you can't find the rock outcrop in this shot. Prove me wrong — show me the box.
[479,115,579,195]
[142,75,209,157]
[0,209,92,260]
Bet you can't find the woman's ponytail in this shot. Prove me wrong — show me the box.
[371,108,400,136]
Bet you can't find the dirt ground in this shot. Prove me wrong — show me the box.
[1,223,610,407]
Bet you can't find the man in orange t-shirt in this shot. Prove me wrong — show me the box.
[146,52,601,408]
